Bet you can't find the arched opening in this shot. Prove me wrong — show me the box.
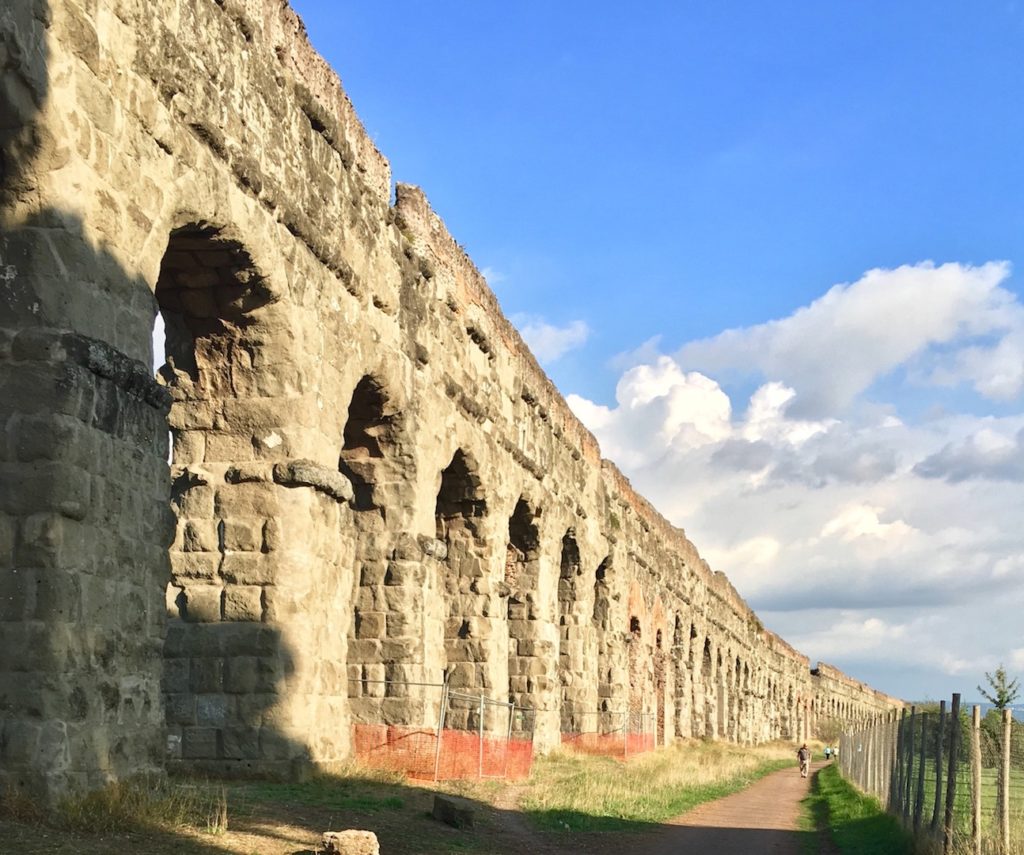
[702,638,715,739]
[156,223,271,621]
[654,627,665,747]
[673,616,687,738]
[557,529,583,733]
[436,450,485,542]
[342,374,416,724]
[592,556,613,728]
[155,223,286,772]
[506,497,543,724]
[740,662,751,743]
[155,223,270,402]
[688,624,702,737]
[592,556,611,628]
[731,656,742,742]
[716,651,727,738]
[434,450,488,727]
[627,613,644,739]
[338,375,396,513]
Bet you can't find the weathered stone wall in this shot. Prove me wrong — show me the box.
[0,0,902,798]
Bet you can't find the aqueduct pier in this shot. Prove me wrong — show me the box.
[0,0,902,798]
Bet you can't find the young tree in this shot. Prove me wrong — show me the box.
[978,664,1021,709]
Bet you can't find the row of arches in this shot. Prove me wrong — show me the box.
[155,221,892,772]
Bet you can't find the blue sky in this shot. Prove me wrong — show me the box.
[291,1,1024,703]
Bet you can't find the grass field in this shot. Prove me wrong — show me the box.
[884,757,1024,839]
[521,740,794,831]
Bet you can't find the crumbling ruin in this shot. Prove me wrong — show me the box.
[0,0,902,800]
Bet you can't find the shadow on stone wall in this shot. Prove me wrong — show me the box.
[163,619,316,780]
[0,0,315,813]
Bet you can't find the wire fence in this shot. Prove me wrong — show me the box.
[349,678,534,782]
[839,694,1024,854]
[560,710,659,760]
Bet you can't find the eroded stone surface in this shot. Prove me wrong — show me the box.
[323,829,380,855]
[0,0,902,801]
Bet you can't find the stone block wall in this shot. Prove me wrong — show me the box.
[0,0,903,800]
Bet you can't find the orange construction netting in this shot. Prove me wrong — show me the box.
[352,723,533,781]
[560,731,656,759]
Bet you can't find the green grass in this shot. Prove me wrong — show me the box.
[881,755,1024,843]
[805,764,914,855]
[522,741,794,832]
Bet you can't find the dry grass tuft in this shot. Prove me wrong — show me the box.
[52,777,230,834]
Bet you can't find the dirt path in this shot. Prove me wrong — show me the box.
[555,761,825,855]
[635,760,824,855]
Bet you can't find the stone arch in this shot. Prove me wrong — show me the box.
[338,374,402,513]
[435,448,486,542]
[672,615,688,738]
[625,581,649,737]
[592,555,614,727]
[741,662,752,743]
[688,623,702,737]
[157,220,277,616]
[592,555,612,629]
[157,220,351,775]
[156,222,274,456]
[557,528,586,733]
[433,448,489,727]
[506,496,544,725]
[702,638,715,738]
[716,649,728,738]
[651,599,667,747]
[342,372,420,721]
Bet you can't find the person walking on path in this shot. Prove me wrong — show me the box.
[797,744,811,778]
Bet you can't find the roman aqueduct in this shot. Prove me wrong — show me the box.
[0,0,902,799]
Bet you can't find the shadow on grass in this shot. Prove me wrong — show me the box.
[3,763,838,855]
[805,764,915,855]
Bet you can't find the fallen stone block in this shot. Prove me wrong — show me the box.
[432,793,475,829]
[322,829,380,855]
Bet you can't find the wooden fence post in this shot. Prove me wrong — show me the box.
[971,705,981,855]
[944,693,961,855]
[933,699,946,835]
[914,711,927,834]
[894,707,908,814]
[905,706,917,823]
[1001,707,1011,854]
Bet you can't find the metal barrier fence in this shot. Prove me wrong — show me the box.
[350,678,534,782]
[839,694,1024,854]
[560,710,659,760]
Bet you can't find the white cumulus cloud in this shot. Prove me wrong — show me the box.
[567,260,1024,700]
[676,261,1017,416]
[515,316,590,364]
